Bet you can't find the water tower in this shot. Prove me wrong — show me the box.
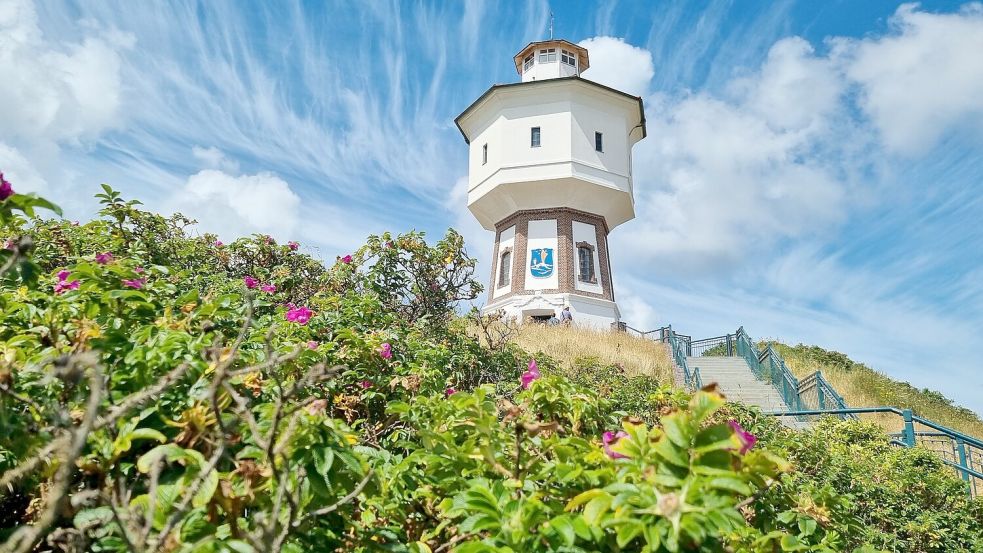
[455,39,646,327]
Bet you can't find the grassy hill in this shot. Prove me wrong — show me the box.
[512,325,983,439]
[768,341,983,438]
[513,324,674,383]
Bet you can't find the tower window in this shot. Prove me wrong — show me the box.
[561,50,576,66]
[538,48,557,63]
[577,242,596,283]
[498,249,512,286]
[523,53,534,72]
[531,127,541,148]
[482,143,488,165]
[595,132,603,152]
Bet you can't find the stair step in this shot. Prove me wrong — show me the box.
[682,355,803,425]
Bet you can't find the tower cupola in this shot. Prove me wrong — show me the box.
[514,39,589,82]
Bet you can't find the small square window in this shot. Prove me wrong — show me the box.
[482,143,488,165]
[523,53,534,71]
[595,132,603,152]
[531,127,541,148]
[561,50,576,66]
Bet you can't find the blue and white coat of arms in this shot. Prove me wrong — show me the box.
[529,248,554,278]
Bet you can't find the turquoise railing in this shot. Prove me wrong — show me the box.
[735,327,802,411]
[661,326,702,390]
[627,323,850,416]
[691,366,704,390]
[768,407,983,497]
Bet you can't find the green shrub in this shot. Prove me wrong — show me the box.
[0,182,980,552]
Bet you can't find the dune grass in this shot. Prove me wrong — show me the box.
[505,322,982,439]
[768,342,983,439]
[512,324,674,384]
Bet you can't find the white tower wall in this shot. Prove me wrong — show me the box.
[456,39,646,329]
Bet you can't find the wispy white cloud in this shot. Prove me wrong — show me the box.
[7,0,983,414]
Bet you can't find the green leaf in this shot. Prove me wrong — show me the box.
[566,489,605,512]
[797,517,817,537]
[548,515,576,546]
[191,468,219,508]
[616,521,644,547]
[781,534,806,551]
[707,476,752,495]
[661,415,691,449]
[583,494,613,525]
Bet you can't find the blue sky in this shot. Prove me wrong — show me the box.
[2,0,982,413]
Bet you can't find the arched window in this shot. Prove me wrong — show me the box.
[498,249,512,286]
[576,242,596,283]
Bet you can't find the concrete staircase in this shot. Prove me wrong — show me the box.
[686,356,789,411]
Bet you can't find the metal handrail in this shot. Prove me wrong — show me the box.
[736,327,801,411]
[691,366,703,390]
[768,406,982,496]
[663,326,699,391]
[627,323,853,418]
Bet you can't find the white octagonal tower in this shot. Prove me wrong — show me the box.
[456,39,646,328]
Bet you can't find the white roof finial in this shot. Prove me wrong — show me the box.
[549,10,554,40]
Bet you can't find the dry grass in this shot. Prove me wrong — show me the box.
[772,342,983,439]
[504,323,983,440]
[512,324,674,383]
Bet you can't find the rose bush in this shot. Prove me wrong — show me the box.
[0,183,980,552]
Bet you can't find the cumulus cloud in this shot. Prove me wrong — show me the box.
[622,37,849,273]
[0,0,129,146]
[0,142,48,194]
[732,37,844,133]
[834,3,983,155]
[171,170,301,240]
[578,36,655,97]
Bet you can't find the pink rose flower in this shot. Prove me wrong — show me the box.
[0,173,13,200]
[307,340,318,350]
[261,283,276,293]
[359,380,372,389]
[214,240,224,247]
[377,342,392,360]
[244,276,259,289]
[287,241,299,251]
[264,235,274,244]
[445,387,457,397]
[95,252,114,265]
[520,359,540,389]
[285,304,314,325]
[341,254,353,264]
[54,271,80,294]
[728,420,757,455]
[4,239,15,250]
[602,431,629,459]
[122,278,145,289]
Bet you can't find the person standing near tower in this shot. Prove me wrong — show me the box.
[560,306,573,326]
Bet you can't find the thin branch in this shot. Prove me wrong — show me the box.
[299,469,375,521]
